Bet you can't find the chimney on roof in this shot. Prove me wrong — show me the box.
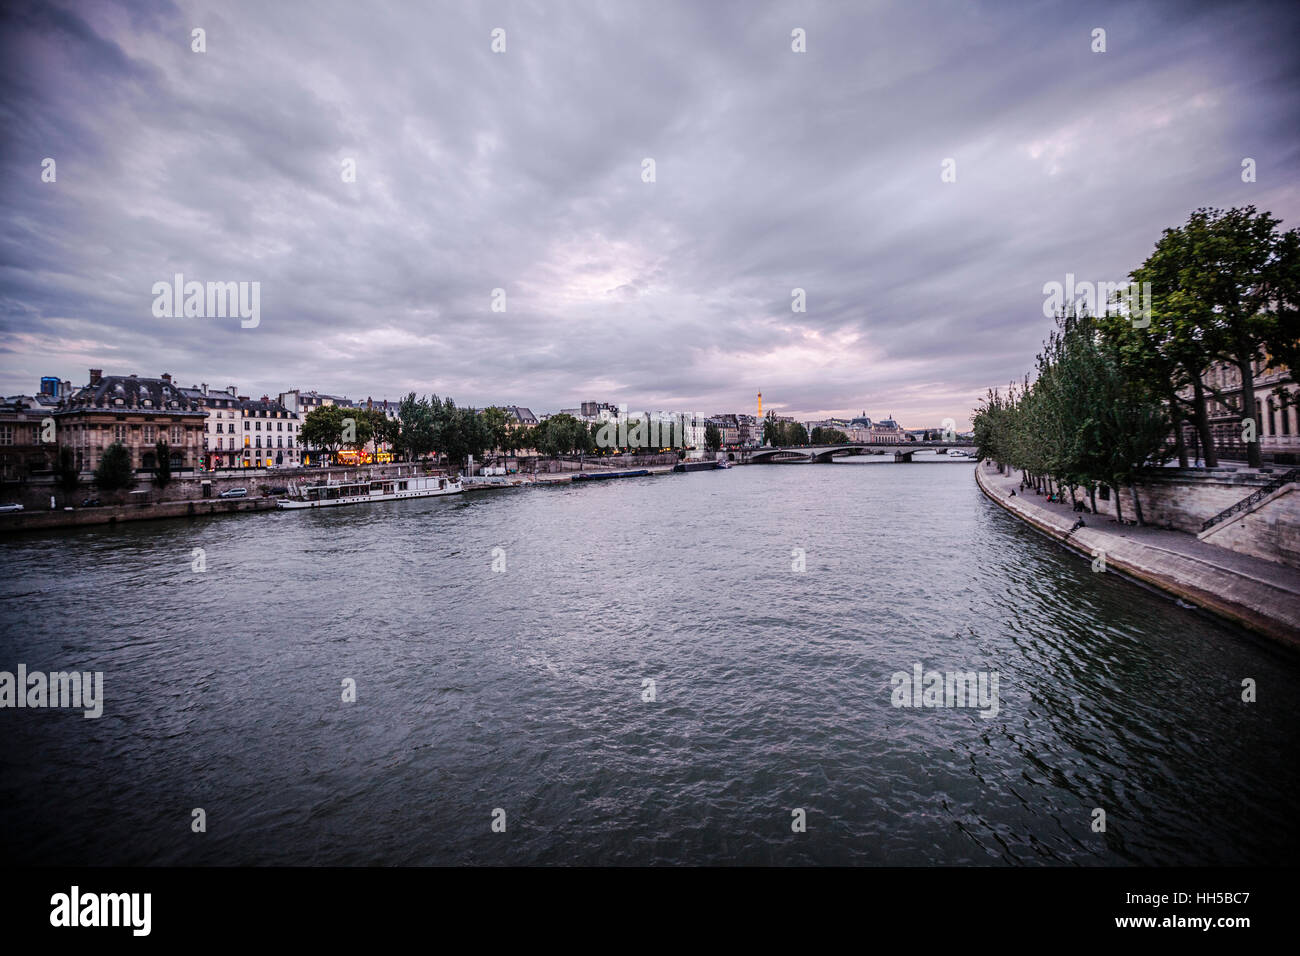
[238,395,249,402]
[161,372,172,383]
[200,383,208,395]
[89,369,102,386]
[227,385,237,396]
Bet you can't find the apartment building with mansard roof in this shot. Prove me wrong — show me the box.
[55,369,206,472]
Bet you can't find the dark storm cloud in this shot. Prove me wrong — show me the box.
[2,0,1298,426]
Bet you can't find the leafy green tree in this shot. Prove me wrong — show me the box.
[811,427,848,444]
[462,406,494,465]
[1108,223,1212,466]
[481,406,510,461]
[358,408,393,457]
[94,442,135,491]
[532,413,589,459]
[339,408,375,453]
[154,440,173,488]
[517,425,539,456]
[973,307,1170,520]
[301,405,349,463]
[1175,206,1298,467]
[1265,226,1300,376]
[396,392,435,461]
[56,445,80,499]
[431,400,493,473]
[503,419,528,460]
[704,423,722,453]
[1111,206,1299,468]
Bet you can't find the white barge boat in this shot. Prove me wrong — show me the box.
[277,473,463,509]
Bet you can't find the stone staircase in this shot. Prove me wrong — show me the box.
[1199,468,1299,532]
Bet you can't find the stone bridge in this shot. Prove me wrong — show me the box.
[745,441,975,463]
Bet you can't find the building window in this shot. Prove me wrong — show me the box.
[0,425,12,446]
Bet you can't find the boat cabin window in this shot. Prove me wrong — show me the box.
[398,481,408,490]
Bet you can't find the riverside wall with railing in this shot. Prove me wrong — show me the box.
[1009,465,1299,570]
[1089,467,1281,527]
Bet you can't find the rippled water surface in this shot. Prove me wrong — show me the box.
[2,459,1297,865]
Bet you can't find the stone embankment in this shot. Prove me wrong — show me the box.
[1,462,680,531]
[0,496,276,531]
[975,462,1300,648]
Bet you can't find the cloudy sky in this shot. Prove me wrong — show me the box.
[2,0,1297,427]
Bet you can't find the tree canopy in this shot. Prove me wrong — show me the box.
[94,442,135,490]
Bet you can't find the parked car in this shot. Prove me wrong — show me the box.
[219,488,248,499]
[0,502,23,512]
[81,497,102,507]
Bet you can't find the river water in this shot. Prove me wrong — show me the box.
[1,456,1296,865]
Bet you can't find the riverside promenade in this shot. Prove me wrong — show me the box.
[975,461,1300,648]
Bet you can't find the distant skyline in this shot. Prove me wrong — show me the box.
[3,0,1299,429]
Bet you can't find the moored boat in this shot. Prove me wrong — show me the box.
[673,460,718,473]
[572,469,651,481]
[278,473,463,508]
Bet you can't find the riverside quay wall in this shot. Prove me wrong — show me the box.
[0,496,277,531]
[1199,482,1298,569]
[976,463,1300,646]
[0,453,684,532]
[0,463,436,511]
[1088,467,1299,570]
[0,452,682,513]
